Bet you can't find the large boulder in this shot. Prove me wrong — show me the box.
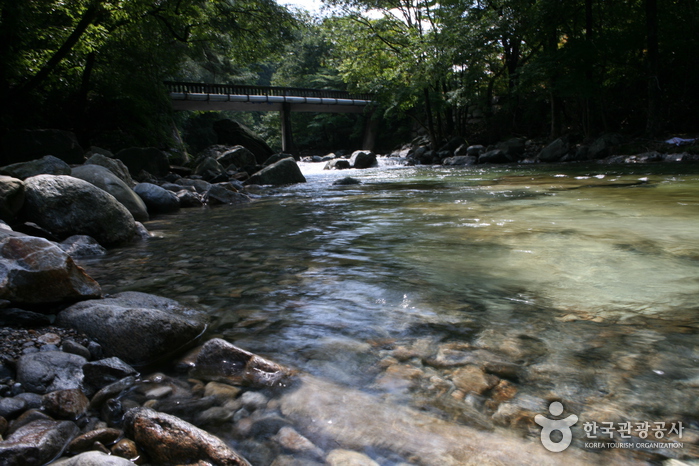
[194,157,226,179]
[0,236,101,304]
[56,292,208,366]
[84,152,134,186]
[0,155,71,180]
[0,176,25,221]
[71,165,149,222]
[0,129,84,165]
[133,183,180,214]
[478,149,510,164]
[537,138,570,162]
[218,146,257,169]
[205,183,251,205]
[115,147,170,178]
[22,175,136,246]
[124,407,251,465]
[213,119,274,165]
[0,419,79,466]
[245,158,306,186]
[443,156,477,166]
[350,151,377,169]
[324,159,351,170]
[16,351,89,394]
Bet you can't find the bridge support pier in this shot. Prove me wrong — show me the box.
[362,109,378,151]
[281,103,296,154]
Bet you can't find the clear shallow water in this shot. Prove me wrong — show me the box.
[84,161,699,463]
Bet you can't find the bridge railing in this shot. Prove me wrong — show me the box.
[164,81,373,101]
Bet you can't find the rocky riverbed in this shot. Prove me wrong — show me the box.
[2,126,699,465]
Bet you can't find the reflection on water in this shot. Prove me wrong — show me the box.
[83,162,699,463]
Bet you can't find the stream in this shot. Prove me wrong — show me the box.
[82,160,699,464]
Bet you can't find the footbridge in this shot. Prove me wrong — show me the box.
[165,81,376,151]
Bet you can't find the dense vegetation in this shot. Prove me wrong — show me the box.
[1,0,697,155]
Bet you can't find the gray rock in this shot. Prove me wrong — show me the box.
[350,151,377,169]
[0,397,26,419]
[176,178,211,194]
[497,138,526,159]
[115,147,170,178]
[219,146,257,168]
[16,351,87,394]
[70,165,148,222]
[13,393,42,410]
[177,190,204,207]
[84,152,134,186]
[0,308,51,327]
[191,338,292,388]
[0,129,84,165]
[194,157,226,178]
[60,340,91,359]
[478,149,510,164]
[134,183,180,214]
[324,159,351,170]
[326,449,379,466]
[206,184,251,205]
[213,119,274,165]
[56,292,207,366]
[22,175,136,246]
[50,450,134,466]
[246,158,306,186]
[537,138,570,162]
[0,236,101,304]
[333,177,361,186]
[466,145,485,156]
[0,155,71,180]
[0,419,79,466]
[123,407,251,465]
[59,235,107,257]
[442,156,477,166]
[262,153,293,167]
[83,357,138,392]
[0,176,24,221]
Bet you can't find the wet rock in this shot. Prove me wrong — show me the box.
[60,340,91,360]
[22,175,136,246]
[350,151,377,169]
[133,183,180,214]
[375,364,424,392]
[194,157,226,178]
[176,178,211,194]
[57,292,207,366]
[263,153,293,167]
[177,190,204,207]
[0,419,79,466]
[442,155,477,166]
[204,381,241,403]
[111,438,139,461]
[59,235,107,257]
[324,159,351,170]
[273,426,323,458]
[16,351,87,394]
[271,455,324,466]
[0,155,72,180]
[0,236,101,304]
[191,338,293,388]
[281,374,593,465]
[537,138,570,162]
[83,358,138,393]
[42,389,89,420]
[478,149,510,164]
[89,376,137,411]
[115,147,170,178]
[451,365,499,394]
[0,176,25,222]
[195,406,234,426]
[213,119,274,165]
[206,183,251,205]
[70,165,148,222]
[84,152,134,187]
[326,449,380,466]
[0,397,26,419]
[333,177,361,186]
[123,406,251,465]
[51,450,134,465]
[67,427,123,454]
[246,158,306,186]
[219,146,257,168]
[14,392,42,410]
[240,390,268,410]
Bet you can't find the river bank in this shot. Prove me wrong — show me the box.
[2,135,699,464]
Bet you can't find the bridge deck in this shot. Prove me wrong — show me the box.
[166,81,372,114]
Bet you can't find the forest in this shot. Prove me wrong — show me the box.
[0,0,697,155]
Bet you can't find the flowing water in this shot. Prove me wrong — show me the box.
[83,160,699,464]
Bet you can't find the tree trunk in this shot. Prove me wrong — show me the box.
[645,0,660,135]
[423,87,438,150]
